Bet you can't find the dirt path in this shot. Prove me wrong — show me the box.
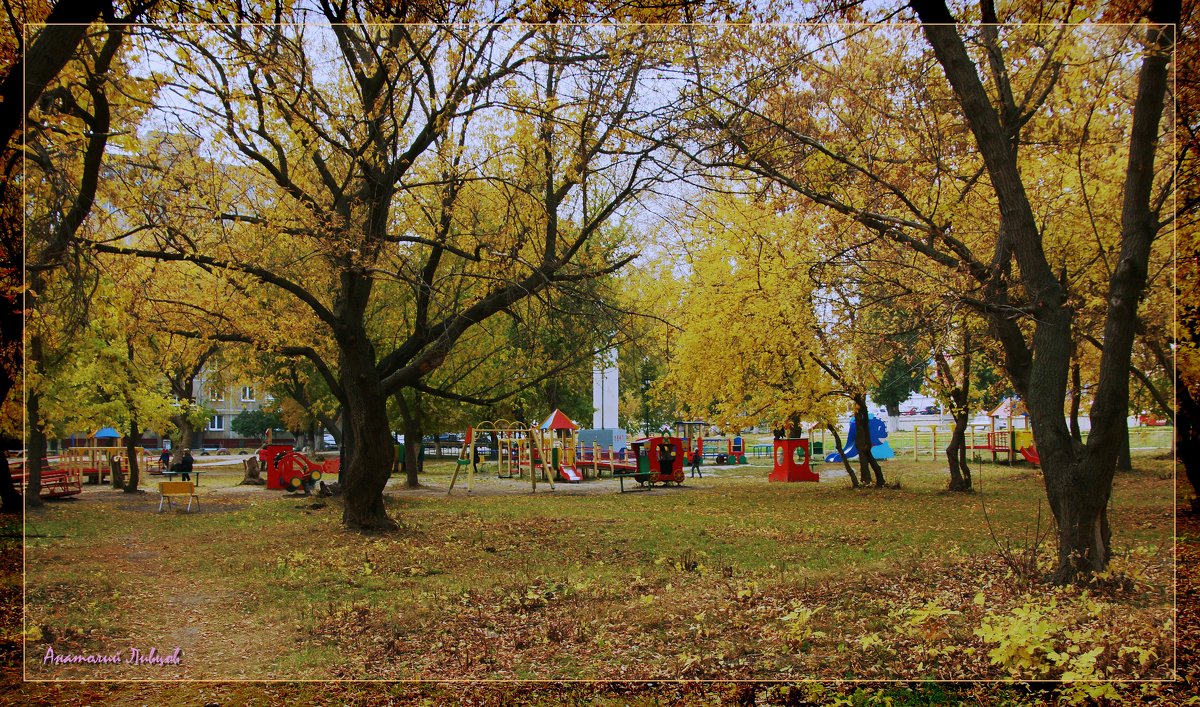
[24,527,298,680]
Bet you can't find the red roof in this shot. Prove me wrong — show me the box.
[540,409,579,431]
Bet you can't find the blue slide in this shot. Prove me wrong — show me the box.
[826,416,896,462]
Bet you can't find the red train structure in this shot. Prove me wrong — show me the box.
[258,444,340,492]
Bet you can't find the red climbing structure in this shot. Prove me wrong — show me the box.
[768,438,819,483]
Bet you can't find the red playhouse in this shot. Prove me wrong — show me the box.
[258,444,341,491]
[769,438,819,482]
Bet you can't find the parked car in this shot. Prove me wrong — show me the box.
[921,405,941,415]
[902,407,919,416]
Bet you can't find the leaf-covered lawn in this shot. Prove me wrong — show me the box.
[10,455,1184,702]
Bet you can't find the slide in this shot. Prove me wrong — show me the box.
[825,416,893,462]
[826,440,858,463]
[559,465,582,482]
[1019,446,1040,466]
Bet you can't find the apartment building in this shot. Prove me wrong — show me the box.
[193,378,289,449]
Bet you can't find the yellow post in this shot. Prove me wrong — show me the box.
[1008,415,1015,463]
[913,427,918,461]
[931,427,938,461]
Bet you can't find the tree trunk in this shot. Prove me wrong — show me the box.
[946,407,971,492]
[853,396,884,487]
[827,424,859,488]
[1043,458,1112,582]
[241,457,265,485]
[0,452,20,513]
[123,420,141,492]
[110,458,124,489]
[395,389,423,489]
[25,335,45,508]
[170,414,194,467]
[914,0,1175,582]
[338,340,397,530]
[944,330,972,492]
[403,413,421,489]
[1069,359,1083,444]
[1117,424,1132,472]
[1178,370,1200,513]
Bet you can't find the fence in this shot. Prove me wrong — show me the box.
[889,425,1174,461]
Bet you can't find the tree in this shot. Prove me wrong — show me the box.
[1,0,162,510]
[680,7,1176,579]
[911,0,1176,580]
[872,353,924,421]
[231,408,284,441]
[663,192,846,471]
[23,18,137,506]
[85,11,676,529]
[1175,0,1200,507]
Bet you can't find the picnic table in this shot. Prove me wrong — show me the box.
[160,470,204,486]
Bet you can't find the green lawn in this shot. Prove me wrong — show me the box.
[20,453,1175,689]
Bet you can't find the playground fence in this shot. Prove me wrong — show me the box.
[889,425,1174,461]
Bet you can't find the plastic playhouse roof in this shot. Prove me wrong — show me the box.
[539,409,579,430]
[990,399,1027,418]
[91,426,121,438]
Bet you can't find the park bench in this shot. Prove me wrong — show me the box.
[157,481,199,512]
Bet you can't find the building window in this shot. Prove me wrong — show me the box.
[241,386,255,402]
[206,386,226,402]
[208,414,224,431]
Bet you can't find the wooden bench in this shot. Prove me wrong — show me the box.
[157,481,199,512]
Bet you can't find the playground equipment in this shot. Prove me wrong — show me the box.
[12,458,82,498]
[824,416,894,462]
[258,444,340,492]
[576,440,623,477]
[60,446,149,484]
[769,437,818,482]
[671,421,747,465]
[540,409,583,482]
[610,435,685,491]
[958,399,1030,464]
[1013,429,1039,465]
[451,421,556,494]
[673,420,705,467]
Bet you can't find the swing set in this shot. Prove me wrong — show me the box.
[448,421,556,494]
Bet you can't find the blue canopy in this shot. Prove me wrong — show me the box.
[92,426,121,438]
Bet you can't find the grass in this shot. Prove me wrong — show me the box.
[18,453,1175,685]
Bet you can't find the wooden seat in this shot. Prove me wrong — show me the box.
[157,481,199,512]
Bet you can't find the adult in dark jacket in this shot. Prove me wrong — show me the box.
[180,449,194,482]
[657,440,676,477]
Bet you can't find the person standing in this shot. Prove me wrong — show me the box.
[657,439,676,478]
[158,447,171,473]
[690,445,702,478]
[180,449,194,482]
